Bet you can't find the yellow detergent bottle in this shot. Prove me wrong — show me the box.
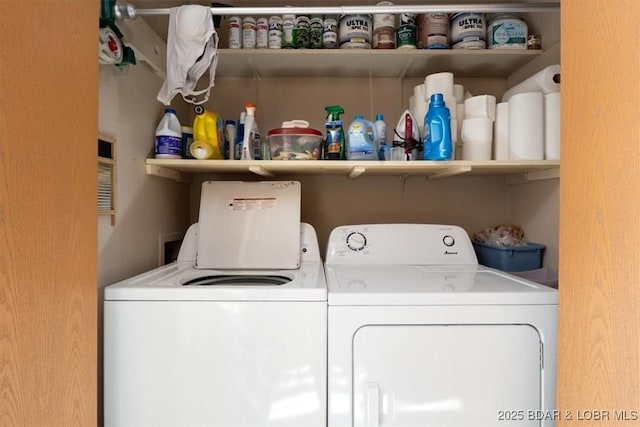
[190,105,225,159]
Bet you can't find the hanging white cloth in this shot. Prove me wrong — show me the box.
[157,5,219,106]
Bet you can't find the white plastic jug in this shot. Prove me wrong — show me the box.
[346,115,379,160]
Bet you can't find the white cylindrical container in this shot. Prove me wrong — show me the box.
[417,13,450,49]
[494,102,509,160]
[228,15,242,48]
[373,1,395,29]
[544,92,561,160]
[373,1,395,49]
[323,15,338,48]
[450,12,486,49]
[487,13,528,49]
[268,16,283,49]
[282,13,296,48]
[242,16,257,49]
[508,92,544,160]
[155,108,182,159]
[339,14,372,49]
[256,17,269,49]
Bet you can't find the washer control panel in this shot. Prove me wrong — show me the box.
[346,231,367,251]
[325,224,478,265]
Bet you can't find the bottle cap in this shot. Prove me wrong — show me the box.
[165,108,177,114]
[376,114,384,121]
[430,93,445,104]
[355,114,364,119]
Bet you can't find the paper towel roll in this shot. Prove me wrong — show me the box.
[454,84,465,104]
[461,117,493,144]
[502,64,561,102]
[425,72,454,99]
[493,102,509,160]
[464,95,496,121]
[414,83,426,102]
[508,92,544,160]
[544,92,561,160]
[461,117,493,161]
[456,104,465,146]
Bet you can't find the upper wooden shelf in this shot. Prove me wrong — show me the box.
[213,48,544,79]
[145,159,560,182]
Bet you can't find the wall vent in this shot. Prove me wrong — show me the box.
[98,135,116,225]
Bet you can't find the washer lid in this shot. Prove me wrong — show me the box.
[196,181,301,270]
[104,261,326,301]
[325,265,557,305]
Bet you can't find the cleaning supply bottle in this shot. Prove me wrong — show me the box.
[423,93,453,160]
[375,113,388,160]
[191,105,225,159]
[241,103,256,160]
[324,105,346,160]
[235,111,246,160]
[155,108,182,159]
[224,120,236,160]
[346,115,379,160]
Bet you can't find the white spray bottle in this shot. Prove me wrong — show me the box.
[241,103,256,160]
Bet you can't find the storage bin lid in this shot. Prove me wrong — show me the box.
[267,127,322,137]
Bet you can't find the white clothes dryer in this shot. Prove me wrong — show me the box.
[325,224,558,427]
[104,182,327,427]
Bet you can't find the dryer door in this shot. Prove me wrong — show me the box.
[353,324,542,426]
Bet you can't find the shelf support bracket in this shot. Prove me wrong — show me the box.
[348,166,367,179]
[145,164,190,183]
[428,165,472,179]
[506,168,560,184]
[248,165,274,177]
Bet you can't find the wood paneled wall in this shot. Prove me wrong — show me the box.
[558,0,640,423]
[0,1,98,425]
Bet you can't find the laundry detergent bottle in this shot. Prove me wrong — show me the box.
[423,93,453,160]
[191,105,225,159]
[346,115,379,160]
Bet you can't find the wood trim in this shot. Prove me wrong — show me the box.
[0,1,98,425]
[558,0,640,421]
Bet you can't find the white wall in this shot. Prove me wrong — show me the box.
[98,65,190,288]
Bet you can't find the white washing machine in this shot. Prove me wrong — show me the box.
[104,181,327,426]
[325,224,558,427]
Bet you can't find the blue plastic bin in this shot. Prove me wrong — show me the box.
[472,241,545,272]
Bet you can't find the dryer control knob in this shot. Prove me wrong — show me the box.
[443,235,455,247]
[346,231,367,251]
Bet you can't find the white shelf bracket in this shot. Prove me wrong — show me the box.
[145,164,190,183]
[348,166,367,179]
[506,168,560,184]
[428,165,472,179]
[248,165,275,177]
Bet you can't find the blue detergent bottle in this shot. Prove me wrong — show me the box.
[423,93,453,160]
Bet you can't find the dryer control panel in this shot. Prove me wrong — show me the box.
[325,224,478,265]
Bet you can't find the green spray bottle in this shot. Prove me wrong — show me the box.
[324,105,346,160]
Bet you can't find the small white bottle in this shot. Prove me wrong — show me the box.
[375,113,388,160]
[229,15,242,48]
[242,16,257,49]
[155,108,182,159]
[256,17,269,48]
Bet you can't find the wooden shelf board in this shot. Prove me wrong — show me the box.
[145,159,560,180]
[214,49,543,78]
